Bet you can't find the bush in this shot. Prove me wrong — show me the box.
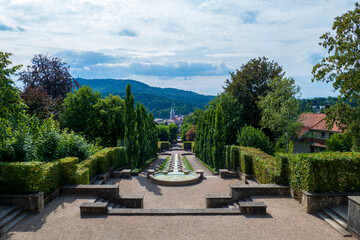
[58,157,79,185]
[326,133,352,152]
[183,141,194,151]
[158,141,170,152]
[237,126,273,155]
[73,167,89,184]
[286,152,360,195]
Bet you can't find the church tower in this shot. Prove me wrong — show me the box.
[170,107,175,119]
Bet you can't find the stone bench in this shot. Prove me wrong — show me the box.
[239,201,267,215]
[120,169,131,178]
[220,169,239,179]
[80,202,108,216]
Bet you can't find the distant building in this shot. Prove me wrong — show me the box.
[170,107,175,120]
[293,113,343,153]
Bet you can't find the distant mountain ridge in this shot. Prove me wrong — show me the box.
[76,78,215,118]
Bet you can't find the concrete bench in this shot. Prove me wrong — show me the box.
[239,201,267,214]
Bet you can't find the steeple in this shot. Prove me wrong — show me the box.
[170,106,175,119]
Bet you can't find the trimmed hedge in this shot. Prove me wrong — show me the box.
[158,141,170,152]
[282,152,360,195]
[183,141,194,151]
[0,147,127,196]
[225,145,242,170]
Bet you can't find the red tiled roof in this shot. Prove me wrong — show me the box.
[298,113,342,138]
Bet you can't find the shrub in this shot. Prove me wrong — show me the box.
[158,141,170,152]
[225,145,231,168]
[73,167,89,184]
[326,133,352,152]
[237,126,273,155]
[183,141,194,151]
[58,157,79,185]
[287,152,360,195]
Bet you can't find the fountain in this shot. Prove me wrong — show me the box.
[149,153,202,186]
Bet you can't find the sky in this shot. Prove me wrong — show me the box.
[0,0,356,97]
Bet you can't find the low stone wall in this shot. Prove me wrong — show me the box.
[119,194,144,208]
[61,184,119,201]
[239,171,253,183]
[220,169,239,179]
[347,196,360,239]
[0,192,44,213]
[230,184,291,201]
[206,194,232,208]
[80,202,108,216]
[301,191,360,213]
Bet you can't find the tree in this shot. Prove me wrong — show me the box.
[183,109,204,125]
[136,102,146,168]
[168,123,178,143]
[312,2,360,150]
[326,133,352,152]
[237,126,273,155]
[20,87,58,119]
[224,57,284,127]
[258,77,301,153]
[18,54,80,100]
[60,86,101,138]
[185,125,196,141]
[181,123,192,141]
[207,92,244,144]
[124,84,140,168]
[0,52,26,120]
[212,105,225,169]
[157,125,170,141]
[93,94,125,147]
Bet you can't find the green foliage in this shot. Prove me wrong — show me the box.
[237,126,273,155]
[0,116,97,162]
[183,141,194,151]
[168,123,178,143]
[124,84,140,169]
[180,123,192,141]
[195,105,226,170]
[258,77,301,153]
[182,156,193,171]
[60,86,101,140]
[158,156,170,171]
[207,92,244,144]
[183,109,204,125]
[0,52,25,121]
[158,141,170,152]
[157,125,170,141]
[57,157,79,185]
[284,152,360,195]
[312,3,360,151]
[326,133,352,152]
[224,56,284,128]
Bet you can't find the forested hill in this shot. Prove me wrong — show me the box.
[76,78,215,118]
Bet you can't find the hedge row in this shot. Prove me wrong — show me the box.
[183,141,194,152]
[280,152,360,195]
[224,145,284,184]
[158,141,170,152]
[0,147,127,195]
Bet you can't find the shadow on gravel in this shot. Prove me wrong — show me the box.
[244,213,273,219]
[134,176,163,196]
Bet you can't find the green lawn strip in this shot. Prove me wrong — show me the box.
[158,156,170,171]
[131,156,159,174]
[196,157,217,174]
[182,156,194,171]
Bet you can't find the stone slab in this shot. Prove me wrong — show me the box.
[108,208,241,215]
[121,169,131,178]
[0,192,44,213]
[119,194,144,208]
[347,196,360,239]
[230,184,291,201]
[61,184,119,201]
[239,201,267,215]
[80,202,108,216]
[206,194,232,208]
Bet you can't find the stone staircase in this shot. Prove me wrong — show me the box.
[221,197,267,214]
[0,205,29,235]
[316,205,352,237]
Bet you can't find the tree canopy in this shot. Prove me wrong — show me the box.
[312,2,360,150]
[224,57,284,127]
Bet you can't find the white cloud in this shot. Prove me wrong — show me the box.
[0,0,356,96]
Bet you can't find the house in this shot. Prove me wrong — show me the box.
[293,113,343,153]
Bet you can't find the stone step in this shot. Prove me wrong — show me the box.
[238,201,267,215]
[113,204,120,209]
[93,179,104,185]
[0,211,29,234]
[227,203,235,209]
[233,202,240,208]
[246,178,258,185]
[107,202,114,209]
[221,205,228,208]
[95,198,104,203]
[328,205,348,222]
[244,197,252,202]
[0,209,23,229]
[0,206,17,220]
[316,211,352,237]
[102,199,109,204]
[322,208,347,229]
[108,208,241,215]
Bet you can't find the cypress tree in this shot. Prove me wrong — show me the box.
[124,84,140,169]
[213,105,225,169]
[136,102,145,168]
